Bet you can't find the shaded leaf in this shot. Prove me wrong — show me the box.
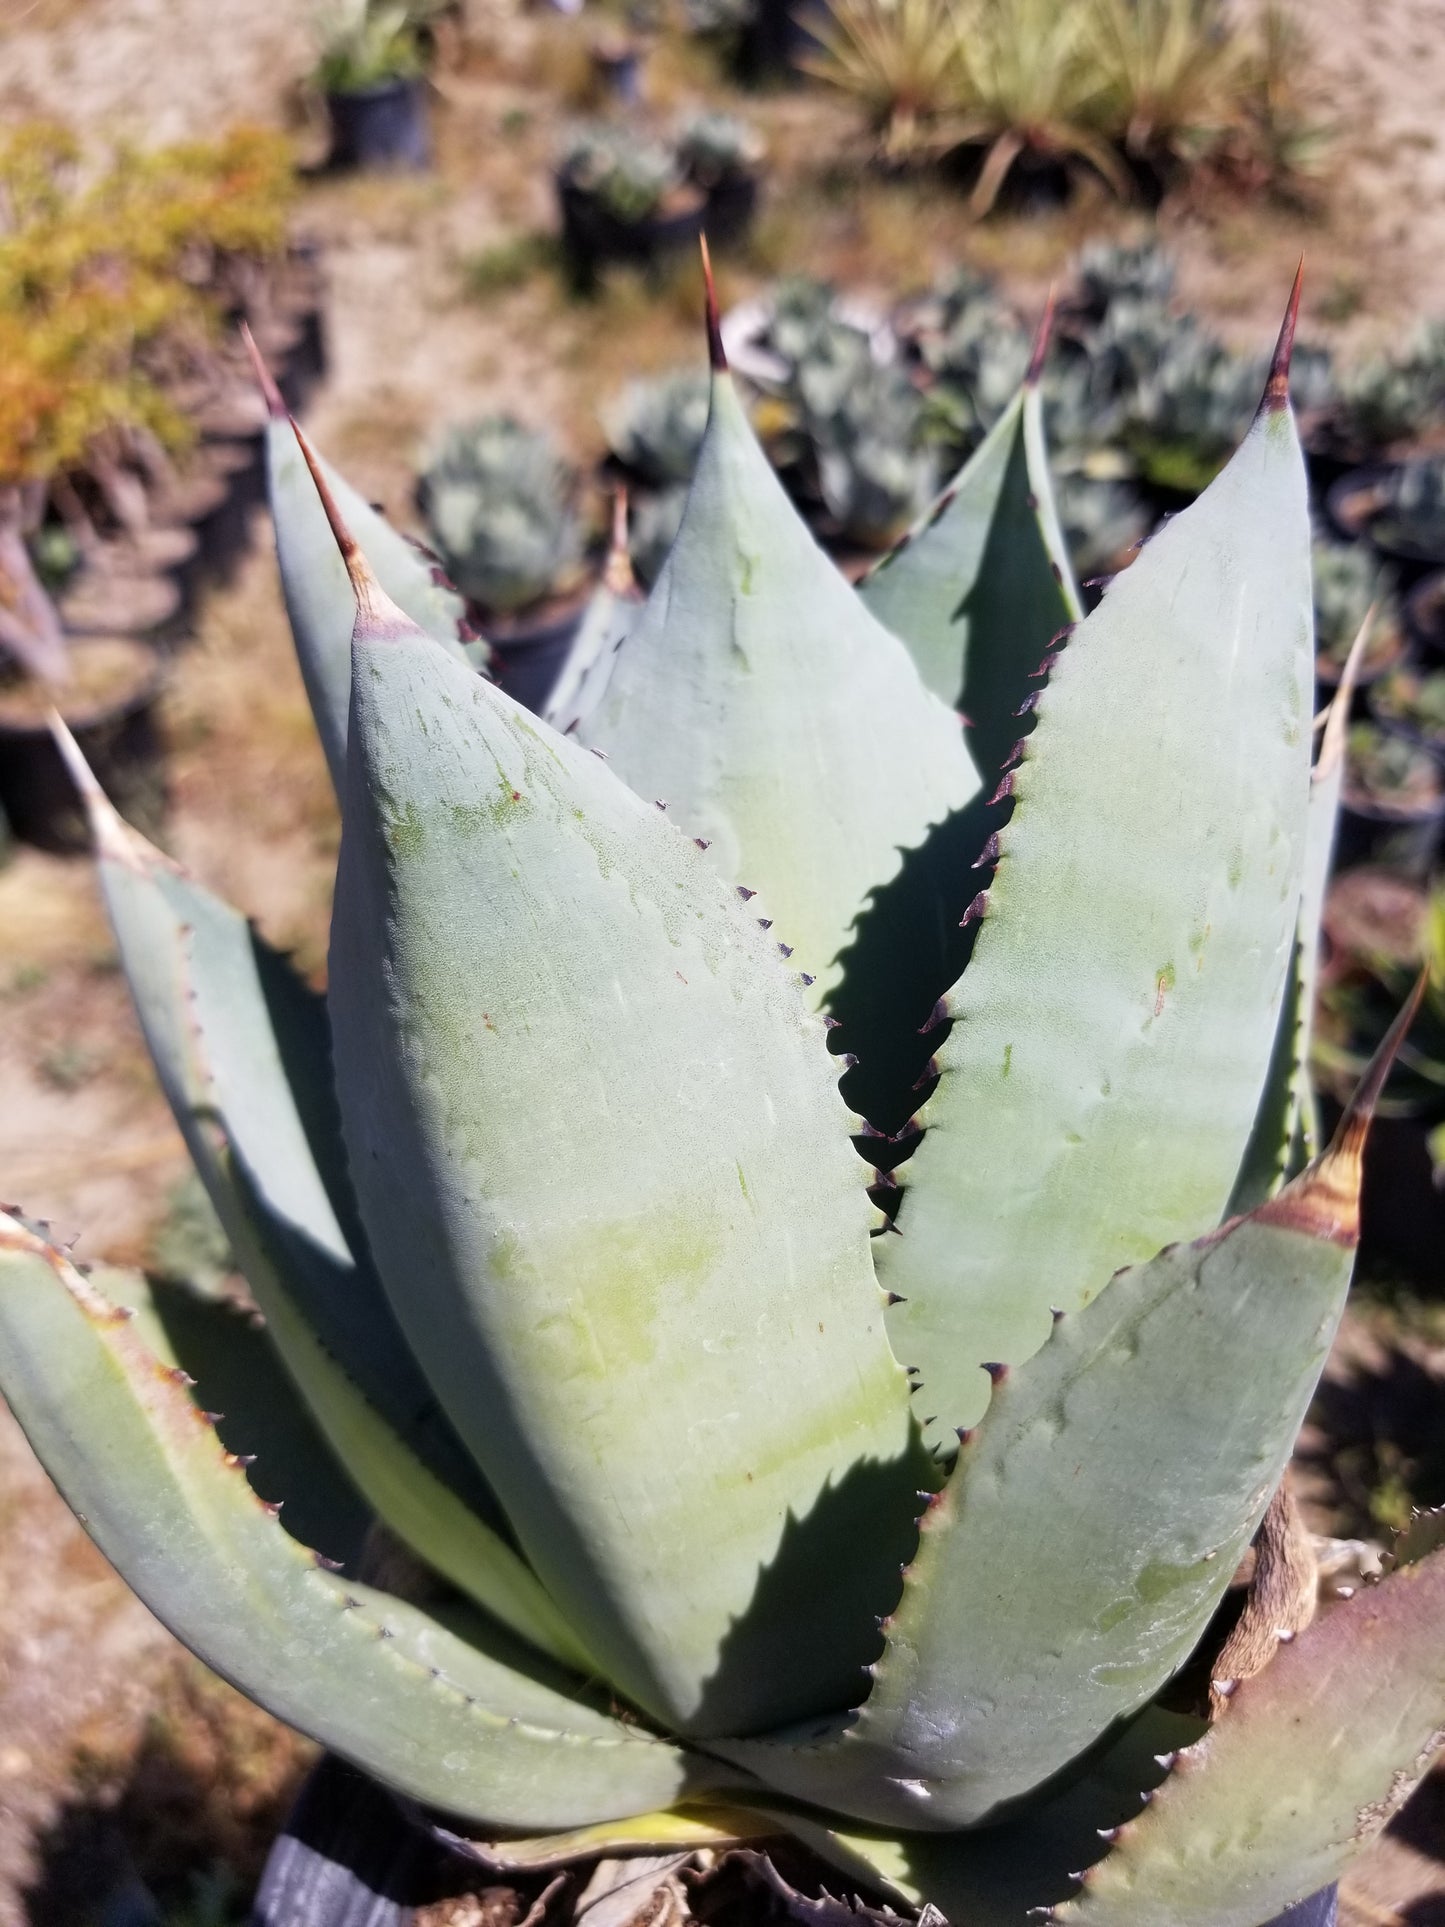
[259,391,473,793]
[859,363,1080,790]
[0,1216,713,1830]
[1055,1549,1445,1927]
[324,490,920,1739]
[723,1119,1362,1826]
[878,300,1315,1446]
[577,367,977,1000]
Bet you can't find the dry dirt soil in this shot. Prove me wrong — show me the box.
[1,0,1445,1921]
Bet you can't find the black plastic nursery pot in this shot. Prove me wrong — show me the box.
[557,179,708,292]
[56,563,186,648]
[1404,569,1445,666]
[253,1755,1343,1927]
[1326,465,1445,586]
[701,171,760,248]
[1333,779,1445,877]
[327,76,431,172]
[1314,621,1408,711]
[486,591,589,716]
[0,637,167,855]
[1316,1095,1445,1295]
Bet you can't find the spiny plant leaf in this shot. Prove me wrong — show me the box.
[857,319,1080,791]
[51,730,585,1666]
[773,1705,1205,1926]
[1225,629,1359,1215]
[0,1215,709,1830]
[544,493,642,737]
[321,471,921,1740]
[575,338,977,1000]
[113,1266,372,1570]
[1053,1547,1445,1927]
[720,1095,1367,1828]
[440,1806,779,1872]
[245,337,472,794]
[878,287,1315,1447]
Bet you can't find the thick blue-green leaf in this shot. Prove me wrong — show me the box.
[774,1706,1205,1926]
[858,352,1080,786]
[576,366,977,1000]
[1055,1549,1445,1927]
[257,383,473,792]
[544,497,641,737]
[723,1129,1361,1826]
[878,301,1315,1446]
[0,1216,709,1830]
[325,524,919,1740]
[51,730,586,1667]
[114,1266,371,1569]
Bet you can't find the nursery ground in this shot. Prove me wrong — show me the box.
[3,0,1445,1921]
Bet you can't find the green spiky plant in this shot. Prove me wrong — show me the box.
[5,263,1445,1927]
[417,415,585,618]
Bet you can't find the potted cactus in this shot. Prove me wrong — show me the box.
[315,0,443,170]
[1371,663,1445,758]
[603,368,712,488]
[1329,455,1445,582]
[1337,719,1445,874]
[557,125,706,289]
[1310,539,1406,694]
[7,272,1445,1927]
[675,111,765,245]
[1404,569,1445,665]
[807,361,940,555]
[417,415,587,713]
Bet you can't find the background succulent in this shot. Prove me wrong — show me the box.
[4,280,1445,1927]
[603,368,712,487]
[1376,455,1445,557]
[559,125,682,223]
[808,361,940,547]
[417,415,583,617]
[1310,537,1396,670]
[675,109,764,183]
[1073,237,1177,315]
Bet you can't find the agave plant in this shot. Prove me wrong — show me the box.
[806,0,970,159]
[603,368,712,487]
[1310,538,1398,677]
[6,266,1445,1927]
[417,415,584,618]
[1073,238,1177,316]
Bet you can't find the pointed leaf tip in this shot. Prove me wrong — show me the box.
[700,234,726,372]
[606,487,637,597]
[45,711,151,870]
[289,419,422,643]
[1262,261,1305,413]
[1026,286,1057,387]
[1258,967,1429,1245]
[239,321,286,420]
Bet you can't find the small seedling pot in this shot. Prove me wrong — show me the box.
[484,588,590,715]
[702,171,760,248]
[1404,569,1445,666]
[0,636,167,854]
[327,76,431,172]
[257,1753,1341,1927]
[1335,764,1445,876]
[1315,616,1409,712]
[157,444,261,590]
[57,563,185,647]
[1317,1096,1445,1295]
[557,178,707,292]
[111,523,204,632]
[1326,465,1444,585]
